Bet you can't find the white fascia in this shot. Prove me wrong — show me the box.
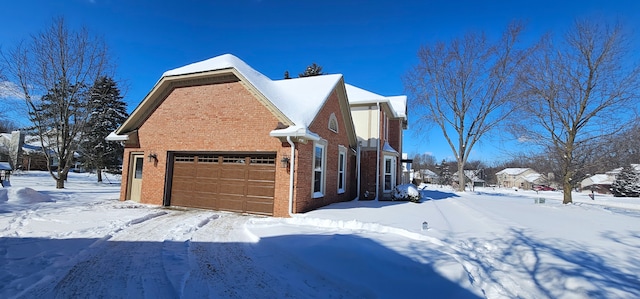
[105,131,129,141]
[269,126,320,141]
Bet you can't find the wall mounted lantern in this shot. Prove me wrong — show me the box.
[148,153,158,163]
[280,154,290,168]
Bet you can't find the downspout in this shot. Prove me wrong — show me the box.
[355,145,361,201]
[286,136,296,217]
[375,102,380,201]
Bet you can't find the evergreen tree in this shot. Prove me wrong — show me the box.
[79,76,128,182]
[283,71,291,79]
[611,166,640,197]
[298,63,324,77]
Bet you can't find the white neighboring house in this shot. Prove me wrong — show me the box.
[496,168,546,190]
[581,164,640,194]
[452,169,486,187]
[413,168,438,184]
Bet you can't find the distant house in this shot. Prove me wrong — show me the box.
[581,164,640,194]
[413,169,438,184]
[400,153,413,184]
[1,131,59,171]
[496,168,546,189]
[108,54,407,217]
[452,169,486,187]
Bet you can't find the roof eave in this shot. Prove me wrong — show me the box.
[105,132,129,141]
[269,126,320,142]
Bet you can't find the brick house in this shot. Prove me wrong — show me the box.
[110,54,405,217]
[345,84,407,200]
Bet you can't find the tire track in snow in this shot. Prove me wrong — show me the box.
[429,199,454,231]
[17,209,219,298]
[181,213,284,298]
[187,213,362,298]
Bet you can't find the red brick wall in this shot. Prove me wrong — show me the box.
[293,89,355,213]
[359,150,379,199]
[120,81,292,216]
[120,79,356,217]
[389,119,403,185]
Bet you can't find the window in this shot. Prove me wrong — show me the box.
[313,141,326,198]
[134,157,144,179]
[384,156,395,192]
[337,146,346,194]
[384,113,389,141]
[328,113,338,133]
[198,155,218,163]
[223,156,246,164]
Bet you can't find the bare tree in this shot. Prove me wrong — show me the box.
[405,22,529,191]
[1,17,112,188]
[514,19,640,203]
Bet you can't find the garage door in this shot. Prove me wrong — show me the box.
[170,153,276,215]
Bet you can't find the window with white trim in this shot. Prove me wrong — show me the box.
[328,113,338,133]
[337,146,347,194]
[313,141,327,198]
[384,155,396,192]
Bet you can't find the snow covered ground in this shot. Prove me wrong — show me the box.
[1,172,639,298]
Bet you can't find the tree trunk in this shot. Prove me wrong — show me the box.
[56,178,65,189]
[97,168,102,182]
[458,164,466,192]
[562,176,573,204]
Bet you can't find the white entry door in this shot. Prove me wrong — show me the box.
[129,154,144,202]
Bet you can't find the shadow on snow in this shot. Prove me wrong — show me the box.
[406,228,640,298]
[0,234,480,299]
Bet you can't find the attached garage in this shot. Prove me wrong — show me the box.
[168,152,276,216]
[110,54,362,217]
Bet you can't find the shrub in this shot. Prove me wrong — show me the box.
[392,184,421,202]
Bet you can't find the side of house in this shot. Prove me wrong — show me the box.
[108,54,375,217]
[345,84,407,200]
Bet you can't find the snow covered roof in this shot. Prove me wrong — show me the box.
[587,174,614,185]
[451,170,486,182]
[388,96,407,119]
[162,54,342,127]
[606,164,640,175]
[381,141,398,154]
[0,162,11,171]
[115,54,358,147]
[345,84,387,103]
[418,169,438,177]
[345,84,407,120]
[522,173,542,183]
[496,168,532,176]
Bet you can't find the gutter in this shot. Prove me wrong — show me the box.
[355,145,361,201]
[270,126,320,217]
[375,101,380,201]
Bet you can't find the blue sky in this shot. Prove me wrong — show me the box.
[1,0,639,164]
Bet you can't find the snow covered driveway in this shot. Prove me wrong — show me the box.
[2,172,640,298]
